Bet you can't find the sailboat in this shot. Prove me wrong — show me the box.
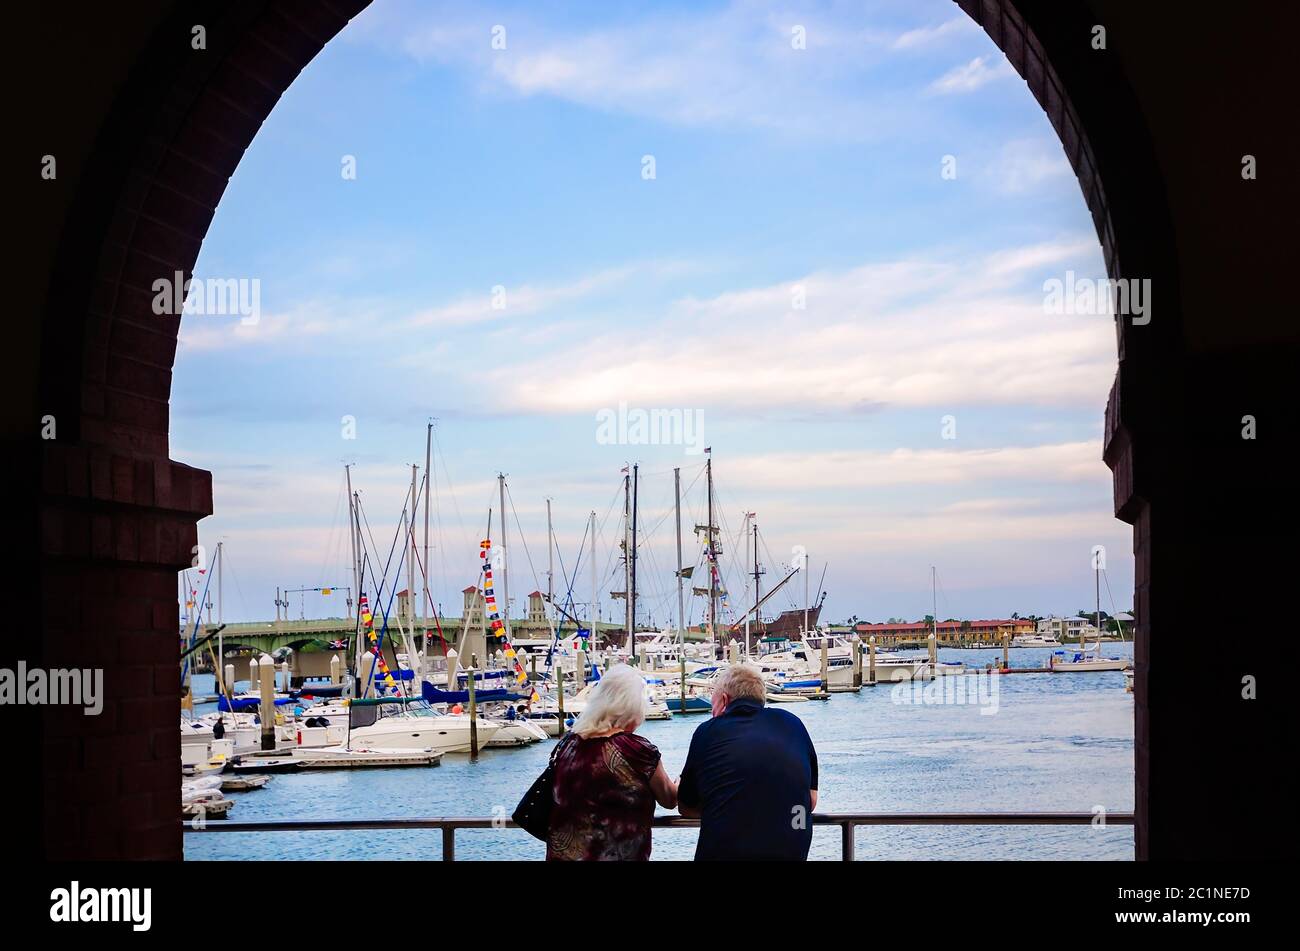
[1049,560,1128,672]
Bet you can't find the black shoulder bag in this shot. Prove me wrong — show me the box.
[512,733,573,841]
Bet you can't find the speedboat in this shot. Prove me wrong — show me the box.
[751,634,855,688]
[484,712,549,747]
[1011,633,1061,647]
[864,650,931,682]
[346,697,502,753]
[630,631,718,669]
[180,716,214,748]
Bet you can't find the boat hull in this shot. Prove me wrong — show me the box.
[1049,657,1128,672]
[346,717,502,754]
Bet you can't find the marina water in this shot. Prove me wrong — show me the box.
[185,644,1135,861]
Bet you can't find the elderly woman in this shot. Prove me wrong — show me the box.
[546,664,677,861]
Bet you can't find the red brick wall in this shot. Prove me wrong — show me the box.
[38,0,371,861]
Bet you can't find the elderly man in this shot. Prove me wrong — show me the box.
[677,663,819,861]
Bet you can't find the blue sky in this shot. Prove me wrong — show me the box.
[173,0,1131,628]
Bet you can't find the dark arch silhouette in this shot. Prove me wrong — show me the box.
[23,0,1289,860]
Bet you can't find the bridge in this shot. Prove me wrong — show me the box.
[200,616,632,656]
[187,614,642,683]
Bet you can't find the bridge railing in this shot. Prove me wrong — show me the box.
[184,811,1134,861]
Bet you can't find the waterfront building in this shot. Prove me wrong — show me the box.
[854,618,1034,645]
[1035,616,1102,642]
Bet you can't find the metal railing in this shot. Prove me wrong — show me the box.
[184,811,1134,861]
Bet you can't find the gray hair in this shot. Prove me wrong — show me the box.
[571,664,649,737]
[712,663,767,704]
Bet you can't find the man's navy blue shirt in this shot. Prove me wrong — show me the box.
[677,698,818,861]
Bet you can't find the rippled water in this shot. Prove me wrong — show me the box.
[185,644,1134,861]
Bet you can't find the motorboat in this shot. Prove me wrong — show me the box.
[751,634,855,688]
[484,712,549,747]
[345,697,502,753]
[1010,633,1061,647]
[180,715,214,748]
[629,631,717,669]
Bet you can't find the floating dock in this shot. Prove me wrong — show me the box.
[230,747,441,771]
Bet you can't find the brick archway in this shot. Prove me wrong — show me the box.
[31,0,1283,860]
[37,0,371,860]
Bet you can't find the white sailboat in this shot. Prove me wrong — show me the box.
[1049,561,1128,672]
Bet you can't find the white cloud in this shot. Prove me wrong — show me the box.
[487,237,1112,415]
[177,300,360,354]
[403,262,678,329]
[929,55,1015,94]
[723,442,1104,492]
[346,0,984,139]
[893,17,977,50]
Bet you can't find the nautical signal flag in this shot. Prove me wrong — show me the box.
[476,536,540,704]
[322,588,332,595]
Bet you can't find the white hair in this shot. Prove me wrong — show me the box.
[712,663,767,704]
[571,664,649,737]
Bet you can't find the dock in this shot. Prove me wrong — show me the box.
[230,748,441,771]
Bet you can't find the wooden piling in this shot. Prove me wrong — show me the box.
[468,653,478,758]
[868,636,877,686]
[258,653,275,751]
[679,652,687,715]
[557,665,566,737]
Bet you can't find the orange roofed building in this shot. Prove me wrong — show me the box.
[854,618,1034,645]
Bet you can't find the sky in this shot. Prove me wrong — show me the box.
[172,0,1132,629]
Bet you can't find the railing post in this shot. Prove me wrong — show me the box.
[442,825,455,861]
[841,820,855,861]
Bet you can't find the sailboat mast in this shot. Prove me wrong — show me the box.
[752,521,761,657]
[931,565,938,643]
[623,470,632,652]
[408,464,417,626]
[216,541,223,670]
[803,546,809,637]
[546,498,554,615]
[1095,558,1101,650]
[630,463,639,650]
[674,468,685,647]
[589,510,598,650]
[707,455,718,656]
[345,465,358,600]
[423,421,432,654]
[498,473,511,641]
[345,464,360,682]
